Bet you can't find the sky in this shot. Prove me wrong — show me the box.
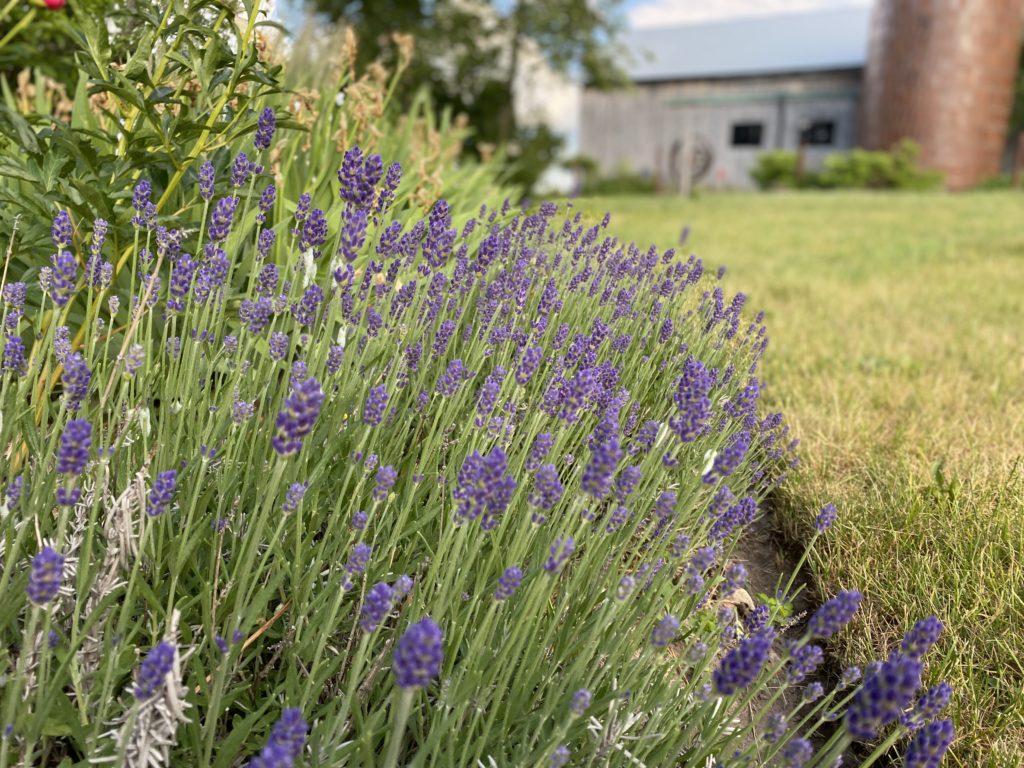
[625,0,872,29]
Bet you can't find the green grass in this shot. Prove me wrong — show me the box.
[578,191,1024,766]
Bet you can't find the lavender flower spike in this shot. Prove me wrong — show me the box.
[393,617,444,688]
[133,641,176,701]
[272,377,324,456]
[26,547,65,605]
[249,708,309,768]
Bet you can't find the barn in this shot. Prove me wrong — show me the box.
[579,2,1023,191]
[579,7,871,190]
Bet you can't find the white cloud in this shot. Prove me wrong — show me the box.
[628,0,872,29]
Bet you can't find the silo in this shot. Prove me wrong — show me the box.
[861,0,1024,190]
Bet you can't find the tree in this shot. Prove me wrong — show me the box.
[308,0,627,190]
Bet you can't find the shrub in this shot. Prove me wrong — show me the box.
[0,133,953,765]
[751,140,944,191]
[750,150,803,190]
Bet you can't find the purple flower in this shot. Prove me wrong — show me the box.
[26,547,64,605]
[840,666,862,689]
[908,682,953,727]
[423,200,456,270]
[570,689,591,715]
[395,575,414,596]
[845,653,923,740]
[904,719,954,767]
[257,229,276,260]
[713,628,776,695]
[782,738,813,768]
[582,410,622,500]
[651,614,680,648]
[58,419,91,476]
[300,208,328,257]
[268,332,289,361]
[6,475,24,509]
[255,264,279,296]
[807,590,862,639]
[133,641,175,701]
[61,352,91,411]
[291,284,323,327]
[326,345,344,375]
[373,466,397,502]
[363,384,388,426]
[392,617,444,689]
[614,465,641,501]
[345,543,372,577]
[360,582,394,632]
[454,448,517,530]
[529,464,563,511]
[376,161,402,214]
[3,334,26,377]
[351,510,368,530]
[550,746,570,768]
[272,377,324,456]
[281,482,307,514]
[702,430,751,484]
[476,366,504,418]
[47,251,78,307]
[669,356,713,443]
[256,184,276,224]
[196,246,229,298]
[199,161,215,200]
[431,319,456,361]
[240,297,274,335]
[167,254,196,312]
[786,643,823,684]
[526,432,554,471]
[254,107,276,151]
[231,152,255,187]
[147,470,178,517]
[338,205,368,264]
[815,503,837,532]
[208,196,238,242]
[122,344,144,377]
[724,562,747,592]
[515,346,542,385]
[901,616,943,660]
[543,537,574,574]
[764,713,787,744]
[249,708,308,768]
[52,209,73,249]
[495,566,523,601]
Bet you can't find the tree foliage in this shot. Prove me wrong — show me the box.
[308,0,626,190]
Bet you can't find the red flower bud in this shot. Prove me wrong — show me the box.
[44,0,66,8]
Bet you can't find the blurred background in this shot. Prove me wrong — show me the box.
[275,0,1024,196]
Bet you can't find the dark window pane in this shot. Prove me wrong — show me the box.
[802,121,835,146]
[731,123,763,146]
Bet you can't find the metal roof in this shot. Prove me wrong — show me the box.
[622,6,872,82]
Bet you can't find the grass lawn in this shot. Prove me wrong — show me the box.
[578,192,1024,767]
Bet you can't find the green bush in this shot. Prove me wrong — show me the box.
[751,140,943,191]
[750,150,802,190]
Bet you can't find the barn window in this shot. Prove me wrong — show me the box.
[731,123,763,147]
[802,120,836,146]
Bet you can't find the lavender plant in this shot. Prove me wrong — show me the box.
[0,126,952,767]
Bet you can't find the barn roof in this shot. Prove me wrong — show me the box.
[622,6,872,83]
